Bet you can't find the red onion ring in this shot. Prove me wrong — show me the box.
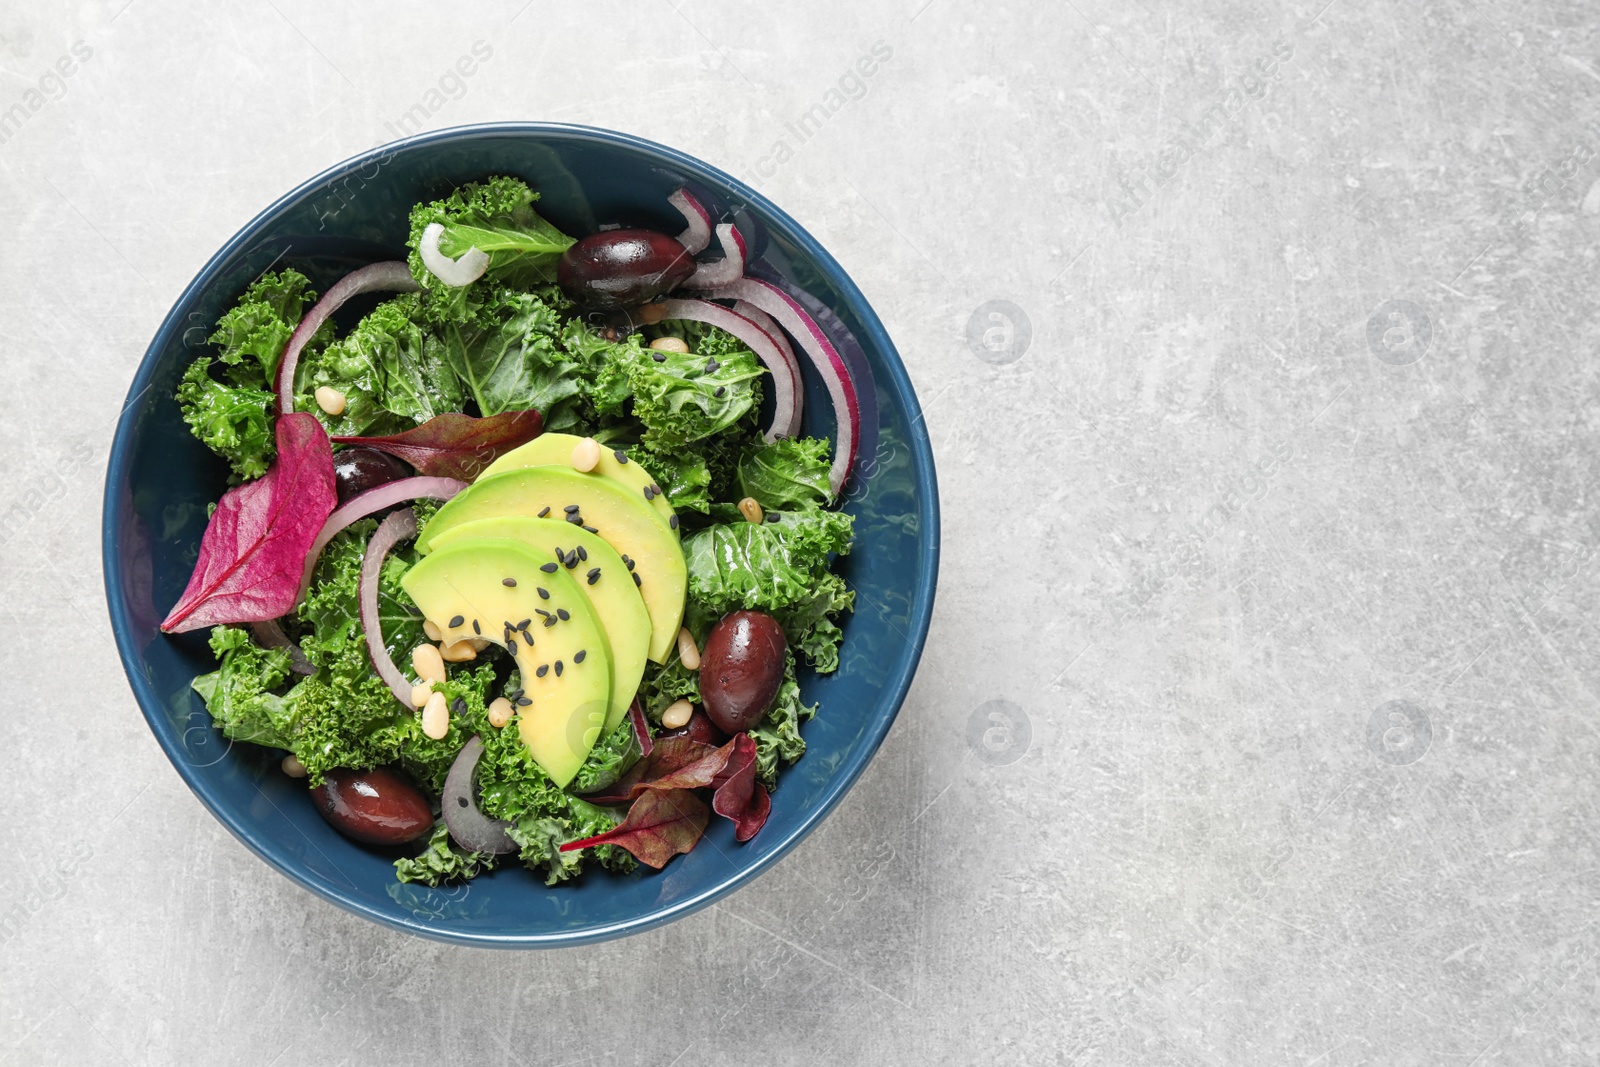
[656,298,798,443]
[731,300,804,438]
[361,507,419,707]
[668,187,712,255]
[708,278,860,494]
[272,261,419,415]
[442,735,518,854]
[682,223,746,290]
[296,475,466,603]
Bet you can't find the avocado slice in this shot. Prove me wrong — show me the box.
[483,433,678,533]
[427,516,650,733]
[400,538,612,788]
[417,467,687,663]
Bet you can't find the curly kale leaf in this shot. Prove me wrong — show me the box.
[750,650,815,788]
[394,822,498,886]
[738,436,835,511]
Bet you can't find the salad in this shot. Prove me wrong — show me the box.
[163,176,865,886]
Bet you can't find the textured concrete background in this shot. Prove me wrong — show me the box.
[4,0,1600,1063]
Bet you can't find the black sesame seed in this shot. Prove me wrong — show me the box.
[517,618,532,630]
[544,616,558,627]
[518,695,533,705]
[564,504,581,514]
[555,661,564,677]
[541,562,558,573]
[652,352,667,362]
[767,513,781,522]
[669,515,679,530]
[536,665,548,678]
[633,572,643,587]
[574,650,586,663]
[557,608,570,621]
[508,688,524,701]
[502,577,517,588]
[650,484,661,495]
[587,566,601,580]
[577,545,588,562]
[472,619,481,635]
[622,554,634,568]
[457,796,468,808]
[583,525,598,534]
[538,506,551,517]
[524,631,536,648]
[452,697,467,714]
[537,587,550,600]
[643,486,655,500]
[536,609,552,618]
[448,614,464,628]
[714,385,727,398]
[614,450,628,464]
[705,359,720,374]
[566,514,583,526]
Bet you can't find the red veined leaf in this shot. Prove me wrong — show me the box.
[582,736,734,805]
[711,734,769,842]
[558,789,709,868]
[628,699,654,759]
[331,409,542,481]
[161,413,337,633]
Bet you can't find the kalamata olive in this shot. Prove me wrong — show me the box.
[557,229,695,311]
[700,611,788,734]
[658,708,729,747]
[310,766,433,846]
[332,447,412,505]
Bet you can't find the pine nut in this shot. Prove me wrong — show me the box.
[412,642,446,684]
[570,436,602,472]
[677,627,701,671]
[281,754,307,778]
[650,335,690,354]
[314,386,347,416]
[488,696,514,729]
[639,303,667,325]
[423,619,442,642]
[737,496,764,524]
[422,691,450,739]
[661,698,694,730]
[439,639,477,662]
[411,682,433,709]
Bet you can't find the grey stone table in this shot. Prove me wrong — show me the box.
[3,1,1597,1063]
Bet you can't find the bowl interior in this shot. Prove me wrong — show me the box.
[104,124,937,946]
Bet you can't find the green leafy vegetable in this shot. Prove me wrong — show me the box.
[436,288,586,427]
[177,359,277,481]
[394,822,498,885]
[190,626,295,748]
[626,339,764,450]
[750,650,814,787]
[738,437,835,511]
[571,719,644,794]
[772,571,854,673]
[683,507,854,613]
[407,176,574,315]
[210,269,318,382]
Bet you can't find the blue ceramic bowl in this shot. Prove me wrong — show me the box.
[103,123,939,947]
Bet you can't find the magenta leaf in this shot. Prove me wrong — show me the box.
[558,789,709,868]
[628,699,654,759]
[711,734,769,842]
[161,412,337,633]
[332,410,543,481]
[582,736,729,805]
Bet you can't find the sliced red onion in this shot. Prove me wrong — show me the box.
[297,475,466,603]
[682,223,746,290]
[732,300,804,438]
[249,619,315,676]
[710,278,860,494]
[657,298,798,443]
[273,261,419,415]
[442,735,518,854]
[668,187,712,255]
[361,507,419,707]
[418,222,490,288]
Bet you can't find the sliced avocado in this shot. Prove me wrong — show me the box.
[400,538,612,789]
[484,433,678,533]
[418,467,687,663]
[428,516,650,733]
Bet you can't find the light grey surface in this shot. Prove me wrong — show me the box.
[4,0,1599,1063]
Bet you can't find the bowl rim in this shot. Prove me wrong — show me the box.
[102,121,941,947]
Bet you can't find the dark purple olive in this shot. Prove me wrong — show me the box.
[701,611,788,734]
[558,229,694,311]
[658,708,729,747]
[332,447,412,505]
[310,766,433,846]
